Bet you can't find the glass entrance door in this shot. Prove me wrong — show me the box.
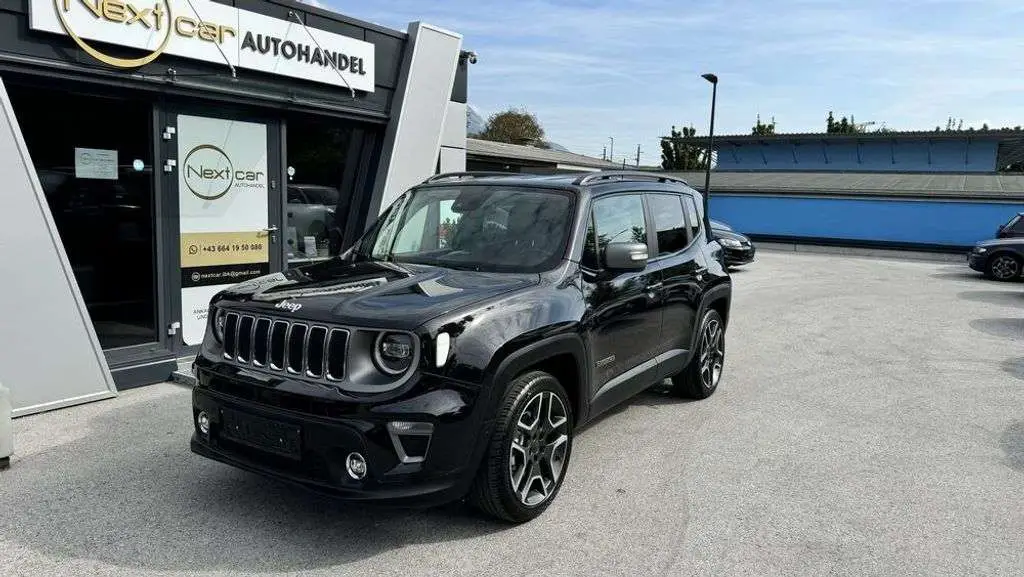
[167,111,281,352]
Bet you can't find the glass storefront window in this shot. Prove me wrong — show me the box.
[8,82,158,350]
[285,116,355,265]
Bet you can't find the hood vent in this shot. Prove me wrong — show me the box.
[252,277,388,302]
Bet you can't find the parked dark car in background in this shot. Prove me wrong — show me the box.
[995,212,1024,239]
[710,220,755,267]
[969,238,1024,281]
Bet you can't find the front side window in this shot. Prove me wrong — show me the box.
[591,195,648,259]
[359,185,574,273]
[649,194,688,255]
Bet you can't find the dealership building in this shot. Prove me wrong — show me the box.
[0,0,471,415]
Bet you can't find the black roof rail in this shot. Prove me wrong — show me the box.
[572,171,691,187]
[424,171,519,183]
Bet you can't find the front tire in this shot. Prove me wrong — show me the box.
[469,371,573,523]
[670,309,725,399]
[986,253,1022,281]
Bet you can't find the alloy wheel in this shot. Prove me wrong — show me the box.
[991,255,1020,280]
[700,318,724,389]
[508,391,569,506]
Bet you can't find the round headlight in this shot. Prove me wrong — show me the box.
[374,332,415,375]
[212,308,227,343]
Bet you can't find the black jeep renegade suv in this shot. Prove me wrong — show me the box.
[190,171,732,523]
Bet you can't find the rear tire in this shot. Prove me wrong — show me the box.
[468,371,573,523]
[986,253,1022,281]
[670,309,725,399]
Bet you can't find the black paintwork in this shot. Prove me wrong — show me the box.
[191,172,732,504]
[968,237,1024,279]
[711,222,756,266]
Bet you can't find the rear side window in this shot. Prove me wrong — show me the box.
[682,195,701,240]
[648,194,688,255]
[1008,215,1024,232]
[591,195,648,261]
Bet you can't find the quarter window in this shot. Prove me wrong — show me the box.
[649,194,688,255]
[682,195,702,240]
[591,195,648,262]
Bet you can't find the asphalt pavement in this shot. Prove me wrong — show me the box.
[2,251,1022,576]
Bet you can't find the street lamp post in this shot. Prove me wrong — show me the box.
[701,73,718,239]
[609,136,614,165]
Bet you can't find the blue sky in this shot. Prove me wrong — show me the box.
[328,0,1024,165]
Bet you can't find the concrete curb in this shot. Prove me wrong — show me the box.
[171,359,196,387]
[757,242,966,263]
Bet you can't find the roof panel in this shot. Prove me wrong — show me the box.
[664,171,1024,199]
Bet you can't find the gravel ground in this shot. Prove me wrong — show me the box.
[2,251,1022,576]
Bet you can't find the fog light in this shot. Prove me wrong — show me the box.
[346,452,367,480]
[197,411,210,436]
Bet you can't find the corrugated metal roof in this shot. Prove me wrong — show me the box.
[665,171,1024,200]
[661,130,1024,142]
[466,138,621,169]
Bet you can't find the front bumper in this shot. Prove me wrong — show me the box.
[968,251,986,272]
[723,244,756,265]
[190,360,488,506]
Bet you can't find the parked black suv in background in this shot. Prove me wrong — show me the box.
[190,171,732,523]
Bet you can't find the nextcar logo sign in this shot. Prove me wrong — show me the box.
[30,0,375,92]
[183,144,265,200]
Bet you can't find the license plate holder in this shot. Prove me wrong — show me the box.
[220,409,301,459]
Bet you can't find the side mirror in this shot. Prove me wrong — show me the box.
[604,242,648,271]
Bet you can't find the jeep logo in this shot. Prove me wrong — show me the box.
[275,300,302,313]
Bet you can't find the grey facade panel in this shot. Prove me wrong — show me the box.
[0,76,118,416]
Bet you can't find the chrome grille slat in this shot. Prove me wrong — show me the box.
[306,326,328,378]
[236,315,255,363]
[270,320,288,370]
[223,313,239,359]
[219,313,348,383]
[253,318,271,367]
[286,323,308,374]
[326,328,348,381]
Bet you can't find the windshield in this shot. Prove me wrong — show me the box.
[355,185,575,273]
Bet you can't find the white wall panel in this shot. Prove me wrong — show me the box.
[372,23,462,213]
[0,77,117,417]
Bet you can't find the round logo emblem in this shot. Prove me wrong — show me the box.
[53,0,173,68]
[183,144,234,201]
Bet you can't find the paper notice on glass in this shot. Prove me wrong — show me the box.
[74,148,118,180]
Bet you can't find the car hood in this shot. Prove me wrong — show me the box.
[976,238,1024,249]
[713,229,750,242]
[214,259,540,330]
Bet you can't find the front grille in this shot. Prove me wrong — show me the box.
[222,313,349,381]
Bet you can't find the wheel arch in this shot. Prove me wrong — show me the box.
[484,333,589,426]
[688,282,732,358]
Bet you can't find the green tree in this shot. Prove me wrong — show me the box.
[477,107,547,147]
[660,125,709,170]
[826,111,863,134]
[751,114,776,135]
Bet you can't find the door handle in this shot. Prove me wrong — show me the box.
[264,225,280,232]
[646,282,663,291]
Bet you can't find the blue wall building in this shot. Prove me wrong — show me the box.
[665,131,1024,250]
